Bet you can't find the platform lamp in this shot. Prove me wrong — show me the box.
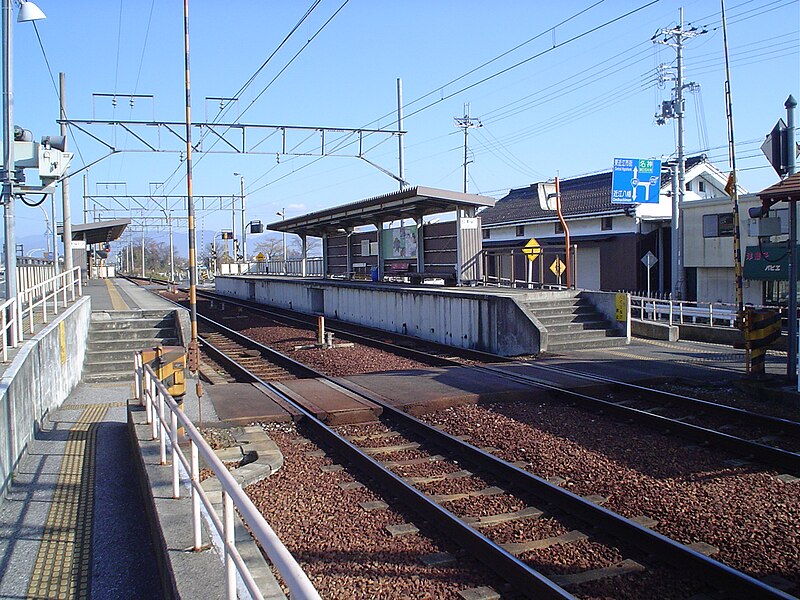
[276,208,287,263]
[3,0,46,300]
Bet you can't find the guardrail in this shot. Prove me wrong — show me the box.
[632,296,738,328]
[134,352,321,600]
[1,266,82,362]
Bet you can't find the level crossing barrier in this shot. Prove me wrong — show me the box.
[1,266,82,363]
[134,352,321,600]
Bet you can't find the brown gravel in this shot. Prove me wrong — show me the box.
[422,400,800,592]
[245,422,506,599]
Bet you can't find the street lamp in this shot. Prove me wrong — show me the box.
[3,0,46,300]
[276,208,286,265]
[233,172,246,260]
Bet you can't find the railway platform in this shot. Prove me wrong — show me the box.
[0,277,226,599]
[0,276,797,599]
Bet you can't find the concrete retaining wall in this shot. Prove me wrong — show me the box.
[0,297,91,503]
[215,277,543,355]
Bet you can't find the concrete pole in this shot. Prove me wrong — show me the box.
[59,73,72,273]
[168,211,174,283]
[239,175,246,260]
[3,0,17,300]
[670,164,679,299]
[230,195,236,260]
[397,78,405,190]
[786,95,797,381]
[675,7,687,299]
[141,225,145,278]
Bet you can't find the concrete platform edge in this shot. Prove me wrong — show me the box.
[127,403,227,599]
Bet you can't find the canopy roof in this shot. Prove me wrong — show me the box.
[267,186,496,238]
[58,219,130,245]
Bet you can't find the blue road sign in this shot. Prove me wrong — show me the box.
[611,158,662,204]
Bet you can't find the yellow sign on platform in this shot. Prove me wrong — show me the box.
[521,237,542,262]
[255,252,266,262]
[549,257,566,277]
[615,293,628,321]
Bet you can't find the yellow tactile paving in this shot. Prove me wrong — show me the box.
[104,278,130,311]
[27,403,109,600]
[59,402,127,411]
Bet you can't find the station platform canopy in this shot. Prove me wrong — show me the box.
[264,186,495,285]
[266,186,495,237]
[59,218,131,245]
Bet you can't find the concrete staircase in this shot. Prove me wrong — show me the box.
[519,292,627,353]
[83,310,182,383]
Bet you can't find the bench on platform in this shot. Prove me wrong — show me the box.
[409,269,457,286]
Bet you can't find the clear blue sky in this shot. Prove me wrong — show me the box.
[7,0,800,248]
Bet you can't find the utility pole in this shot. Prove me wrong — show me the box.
[397,78,405,191]
[654,8,706,299]
[59,72,72,273]
[454,103,481,194]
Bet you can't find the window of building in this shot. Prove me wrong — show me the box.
[482,229,490,240]
[601,217,613,231]
[515,225,525,237]
[554,221,564,234]
[699,180,706,193]
[702,213,734,238]
[686,181,692,191]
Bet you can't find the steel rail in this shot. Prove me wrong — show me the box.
[330,377,796,600]
[476,364,800,474]
[194,318,576,599]
[526,362,800,435]
[194,309,793,599]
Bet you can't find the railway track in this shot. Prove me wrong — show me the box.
[184,288,799,474]
[189,308,794,599]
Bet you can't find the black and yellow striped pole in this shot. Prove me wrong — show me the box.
[743,307,781,378]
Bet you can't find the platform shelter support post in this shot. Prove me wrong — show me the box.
[415,216,425,274]
[321,232,328,278]
[301,235,307,277]
[375,221,384,280]
[345,228,353,276]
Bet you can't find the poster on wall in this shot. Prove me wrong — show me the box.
[382,225,418,259]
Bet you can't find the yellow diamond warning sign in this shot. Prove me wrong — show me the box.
[521,237,542,262]
[550,257,566,277]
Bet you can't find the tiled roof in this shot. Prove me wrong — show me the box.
[480,155,708,226]
[758,171,800,202]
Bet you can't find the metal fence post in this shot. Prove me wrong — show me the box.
[224,492,236,599]
[191,440,202,551]
[171,408,180,499]
[158,389,167,465]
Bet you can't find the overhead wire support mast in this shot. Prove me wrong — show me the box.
[59,118,406,182]
[653,8,706,300]
[454,104,482,194]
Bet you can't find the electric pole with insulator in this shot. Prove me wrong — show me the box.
[653,8,706,300]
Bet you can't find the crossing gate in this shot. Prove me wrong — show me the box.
[743,308,781,377]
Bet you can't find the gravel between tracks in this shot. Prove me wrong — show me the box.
[245,422,505,599]
[422,400,800,593]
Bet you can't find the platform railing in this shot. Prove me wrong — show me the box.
[22,267,82,335]
[134,353,321,600]
[1,267,82,362]
[631,295,738,328]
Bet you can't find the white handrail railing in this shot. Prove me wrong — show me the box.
[134,352,321,600]
[1,266,82,362]
[632,295,738,328]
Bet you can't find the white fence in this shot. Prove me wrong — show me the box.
[1,266,82,362]
[632,296,738,328]
[134,353,321,600]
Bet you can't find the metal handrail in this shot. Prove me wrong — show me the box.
[632,296,738,328]
[22,267,82,334]
[134,352,321,600]
[1,266,82,362]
